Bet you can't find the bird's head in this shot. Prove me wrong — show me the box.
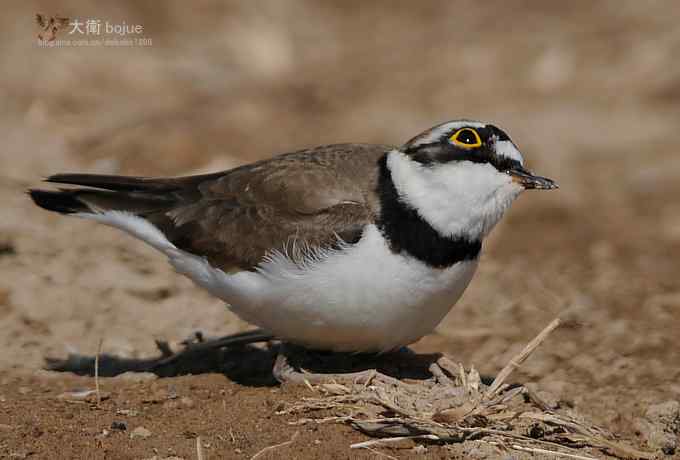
[387,120,557,241]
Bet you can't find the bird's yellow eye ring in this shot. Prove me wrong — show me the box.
[450,128,482,149]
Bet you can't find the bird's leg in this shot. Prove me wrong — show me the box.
[46,329,274,376]
[271,345,407,387]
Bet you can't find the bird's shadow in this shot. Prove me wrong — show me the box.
[45,334,448,387]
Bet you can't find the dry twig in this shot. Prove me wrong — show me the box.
[280,316,653,460]
[486,317,561,396]
[196,436,205,460]
[493,442,598,460]
[249,431,299,460]
[350,434,440,449]
[94,338,103,406]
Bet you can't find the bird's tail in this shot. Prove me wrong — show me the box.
[28,172,217,253]
[29,173,185,215]
[29,172,253,307]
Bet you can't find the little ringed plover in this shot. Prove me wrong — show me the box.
[30,120,556,358]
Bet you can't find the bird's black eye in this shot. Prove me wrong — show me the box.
[449,128,482,149]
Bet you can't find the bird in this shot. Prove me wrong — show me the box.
[29,119,557,382]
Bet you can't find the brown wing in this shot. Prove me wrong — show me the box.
[163,143,390,271]
[33,143,392,272]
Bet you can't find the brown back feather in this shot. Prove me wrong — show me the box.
[34,144,392,272]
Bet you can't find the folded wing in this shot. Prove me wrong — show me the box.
[30,143,390,271]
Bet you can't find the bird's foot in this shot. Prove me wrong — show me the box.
[271,347,406,387]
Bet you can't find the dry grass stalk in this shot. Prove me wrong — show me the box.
[350,434,439,449]
[94,338,103,406]
[486,317,560,396]
[249,431,299,460]
[280,317,654,460]
[492,442,599,460]
[196,435,205,460]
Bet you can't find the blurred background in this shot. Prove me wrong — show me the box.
[1,0,679,432]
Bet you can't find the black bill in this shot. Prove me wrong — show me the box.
[507,167,558,190]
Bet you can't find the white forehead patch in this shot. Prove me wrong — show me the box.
[494,140,524,165]
[410,120,486,147]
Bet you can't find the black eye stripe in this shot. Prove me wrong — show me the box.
[404,142,522,172]
[402,123,520,171]
[487,125,511,141]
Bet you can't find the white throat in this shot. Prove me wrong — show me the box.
[386,150,523,241]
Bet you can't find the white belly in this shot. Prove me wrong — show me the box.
[169,224,478,352]
[84,211,479,352]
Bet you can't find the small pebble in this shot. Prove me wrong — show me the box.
[111,421,127,431]
[114,371,158,383]
[130,426,152,439]
[57,389,111,403]
[32,370,66,380]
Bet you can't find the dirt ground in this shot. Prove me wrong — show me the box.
[2,1,680,458]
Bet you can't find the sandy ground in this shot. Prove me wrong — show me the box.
[1,1,680,458]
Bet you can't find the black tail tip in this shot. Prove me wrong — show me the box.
[28,189,85,214]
